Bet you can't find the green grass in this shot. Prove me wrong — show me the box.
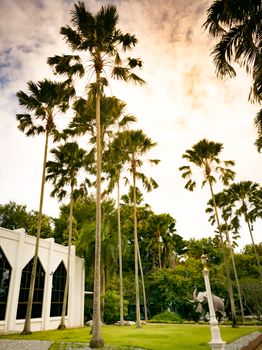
[1,324,261,350]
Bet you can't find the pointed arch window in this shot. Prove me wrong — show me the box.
[50,261,67,317]
[16,257,45,319]
[0,247,12,320]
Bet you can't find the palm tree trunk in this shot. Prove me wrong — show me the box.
[133,161,141,328]
[117,179,124,325]
[244,210,262,284]
[100,265,106,322]
[90,69,104,348]
[58,186,74,329]
[209,181,237,327]
[157,228,162,269]
[21,129,49,334]
[137,245,148,321]
[225,226,245,322]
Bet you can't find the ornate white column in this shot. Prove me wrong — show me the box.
[201,255,226,350]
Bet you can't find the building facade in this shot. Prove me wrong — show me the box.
[0,227,85,332]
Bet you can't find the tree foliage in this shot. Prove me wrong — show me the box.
[203,0,262,149]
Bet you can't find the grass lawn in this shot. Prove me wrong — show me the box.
[1,324,261,350]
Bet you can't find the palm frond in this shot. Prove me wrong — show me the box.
[203,0,227,36]
[127,72,146,86]
[48,55,84,78]
[119,114,136,128]
[60,25,82,50]
[184,179,196,192]
[128,57,143,69]
[119,33,137,50]
[111,66,128,81]
[16,90,41,111]
[149,159,160,166]
[212,33,237,78]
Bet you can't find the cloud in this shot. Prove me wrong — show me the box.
[0,0,261,250]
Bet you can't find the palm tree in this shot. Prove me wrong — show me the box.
[72,94,136,326]
[104,160,126,325]
[69,93,137,149]
[203,0,262,148]
[116,129,159,327]
[16,79,74,334]
[103,140,130,325]
[179,138,238,326]
[48,4,144,344]
[46,142,88,329]
[206,192,245,322]
[226,181,262,283]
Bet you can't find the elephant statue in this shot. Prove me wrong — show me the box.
[188,288,225,322]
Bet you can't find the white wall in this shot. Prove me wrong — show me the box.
[0,227,85,332]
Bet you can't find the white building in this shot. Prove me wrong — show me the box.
[0,227,85,332]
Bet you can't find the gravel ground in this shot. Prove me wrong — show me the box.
[0,340,144,350]
[0,339,53,350]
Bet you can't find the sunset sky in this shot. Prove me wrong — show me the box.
[0,0,261,250]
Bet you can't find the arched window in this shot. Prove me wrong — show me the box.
[16,257,45,319]
[0,247,12,320]
[50,261,67,317]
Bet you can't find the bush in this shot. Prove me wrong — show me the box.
[148,311,182,323]
[103,290,128,324]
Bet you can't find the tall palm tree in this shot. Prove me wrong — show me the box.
[16,79,74,334]
[203,0,262,148]
[46,142,88,329]
[48,4,144,344]
[104,158,125,325]
[116,129,159,327]
[103,133,134,326]
[206,192,245,322]
[72,94,136,326]
[179,138,238,326]
[226,181,262,283]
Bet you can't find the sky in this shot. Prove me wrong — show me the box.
[0,0,261,251]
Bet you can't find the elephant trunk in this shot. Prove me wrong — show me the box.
[187,288,198,304]
[193,288,198,302]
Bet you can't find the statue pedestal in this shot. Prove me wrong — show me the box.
[209,341,226,350]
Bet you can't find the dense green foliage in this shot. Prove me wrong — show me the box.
[1,199,261,323]
[0,201,53,238]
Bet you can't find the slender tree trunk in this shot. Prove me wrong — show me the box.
[137,245,148,321]
[90,69,104,348]
[157,228,162,269]
[244,210,262,284]
[209,181,237,327]
[58,187,74,329]
[21,130,49,334]
[117,179,124,325]
[100,266,106,322]
[225,226,245,322]
[133,162,141,328]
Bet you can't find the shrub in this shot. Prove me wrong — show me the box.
[149,311,182,323]
[103,290,129,324]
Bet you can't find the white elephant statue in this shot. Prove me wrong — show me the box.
[189,288,225,322]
